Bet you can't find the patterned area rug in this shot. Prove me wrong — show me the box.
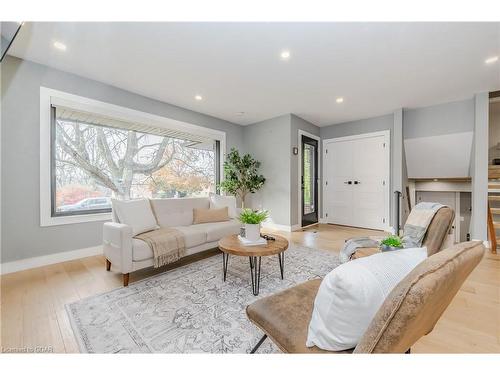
[66,244,340,353]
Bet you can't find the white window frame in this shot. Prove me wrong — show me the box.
[40,87,226,227]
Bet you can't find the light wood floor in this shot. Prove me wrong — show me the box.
[1,224,498,353]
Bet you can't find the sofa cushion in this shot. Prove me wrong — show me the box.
[132,225,207,261]
[172,226,207,248]
[193,207,230,224]
[190,220,241,242]
[112,198,158,236]
[150,198,209,227]
[209,193,237,218]
[132,238,154,261]
[306,247,427,351]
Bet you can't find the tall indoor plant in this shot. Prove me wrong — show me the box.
[219,148,266,208]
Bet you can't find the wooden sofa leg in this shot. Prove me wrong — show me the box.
[123,273,130,287]
[106,259,111,271]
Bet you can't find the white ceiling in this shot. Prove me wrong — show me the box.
[8,22,500,126]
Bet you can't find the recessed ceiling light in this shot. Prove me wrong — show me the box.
[336,97,344,104]
[194,95,203,101]
[485,56,499,64]
[236,112,245,116]
[280,50,291,60]
[53,41,67,51]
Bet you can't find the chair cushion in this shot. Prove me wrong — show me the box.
[246,279,352,354]
[112,198,158,236]
[307,247,427,351]
[193,207,230,224]
[191,220,241,242]
[150,198,209,227]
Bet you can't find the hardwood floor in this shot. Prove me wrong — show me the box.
[1,224,498,353]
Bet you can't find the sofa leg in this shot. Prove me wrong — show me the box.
[106,259,111,271]
[123,273,130,287]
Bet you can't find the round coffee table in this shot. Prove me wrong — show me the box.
[218,234,289,296]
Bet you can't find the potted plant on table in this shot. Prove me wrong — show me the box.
[379,235,404,252]
[239,209,269,242]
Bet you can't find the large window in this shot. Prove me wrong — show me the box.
[51,106,220,217]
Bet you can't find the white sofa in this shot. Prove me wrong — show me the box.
[103,197,240,286]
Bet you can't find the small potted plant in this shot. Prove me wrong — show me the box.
[379,235,404,252]
[239,209,269,242]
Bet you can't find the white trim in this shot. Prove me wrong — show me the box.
[39,87,226,227]
[262,222,300,232]
[297,130,321,229]
[0,245,102,275]
[322,130,391,231]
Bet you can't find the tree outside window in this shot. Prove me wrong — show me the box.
[53,116,217,215]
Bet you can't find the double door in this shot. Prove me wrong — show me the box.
[324,132,389,230]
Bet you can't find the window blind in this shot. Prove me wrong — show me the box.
[53,105,214,145]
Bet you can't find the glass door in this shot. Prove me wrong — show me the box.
[301,135,319,227]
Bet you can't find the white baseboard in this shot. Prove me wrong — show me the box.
[0,245,103,275]
[262,222,300,232]
[479,240,490,249]
[319,217,328,224]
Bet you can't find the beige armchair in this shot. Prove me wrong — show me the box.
[352,206,455,260]
[246,240,484,353]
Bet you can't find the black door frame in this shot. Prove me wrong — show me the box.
[301,134,319,227]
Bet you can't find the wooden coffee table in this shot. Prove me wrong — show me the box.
[218,234,289,296]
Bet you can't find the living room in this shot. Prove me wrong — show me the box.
[1,1,499,373]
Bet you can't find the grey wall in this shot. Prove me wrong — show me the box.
[290,115,320,226]
[243,114,292,226]
[1,56,244,263]
[403,99,475,139]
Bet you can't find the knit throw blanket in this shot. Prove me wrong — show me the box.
[134,228,186,268]
[339,202,445,263]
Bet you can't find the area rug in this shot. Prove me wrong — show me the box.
[66,244,340,353]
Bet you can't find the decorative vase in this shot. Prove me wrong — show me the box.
[245,223,261,242]
[380,244,403,252]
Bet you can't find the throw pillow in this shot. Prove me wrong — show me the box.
[193,207,230,224]
[209,193,237,218]
[111,198,158,236]
[306,247,427,351]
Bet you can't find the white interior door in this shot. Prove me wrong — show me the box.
[324,132,389,230]
[324,139,353,226]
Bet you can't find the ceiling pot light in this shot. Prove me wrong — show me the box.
[280,50,291,60]
[53,41,67,51]
[194,95,203,101]
[485,56,499,64]
[236,112,245,116]
[336,97,344,104]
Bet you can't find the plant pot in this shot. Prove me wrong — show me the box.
[380,244,403,252]
[245,223,261,242]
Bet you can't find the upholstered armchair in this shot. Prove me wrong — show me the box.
[246,241,484,353]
